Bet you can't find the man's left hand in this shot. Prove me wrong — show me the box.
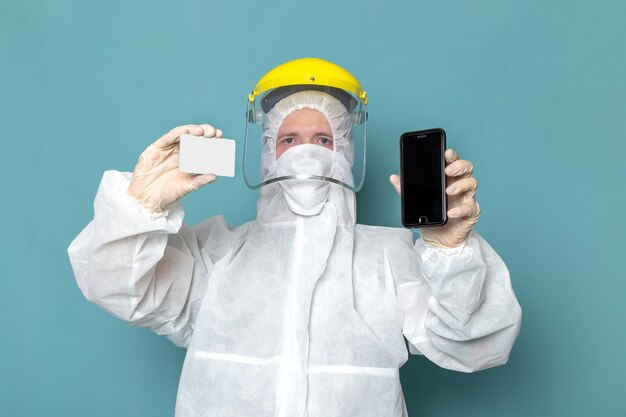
[390,148,481,248]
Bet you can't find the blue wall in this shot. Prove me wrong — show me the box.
[1,0,625,416]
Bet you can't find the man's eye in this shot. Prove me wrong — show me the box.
[283,138,295,144]
[319,137,332,145]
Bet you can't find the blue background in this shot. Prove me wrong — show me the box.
[2,0,625,416]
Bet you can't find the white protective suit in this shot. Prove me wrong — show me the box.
[68,91,522,417]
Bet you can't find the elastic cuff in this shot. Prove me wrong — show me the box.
[422,238,468,255]
[96,170,185,235]
[127,193,170,220]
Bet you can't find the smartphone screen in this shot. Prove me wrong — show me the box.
[400,128,447,228]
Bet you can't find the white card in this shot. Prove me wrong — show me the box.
[179,134,236,177]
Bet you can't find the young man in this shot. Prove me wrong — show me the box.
[68,58,521,417]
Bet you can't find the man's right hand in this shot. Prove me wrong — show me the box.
[127,124,223,214]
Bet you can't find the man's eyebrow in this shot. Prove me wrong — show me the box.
[278,131,333,138]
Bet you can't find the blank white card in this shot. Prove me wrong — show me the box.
[179,134,236,177]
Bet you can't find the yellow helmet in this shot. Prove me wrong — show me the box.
[248,57,367,109]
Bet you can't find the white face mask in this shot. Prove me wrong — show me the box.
[275,144,335,216]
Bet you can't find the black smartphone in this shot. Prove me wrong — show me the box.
[400,128,447,228]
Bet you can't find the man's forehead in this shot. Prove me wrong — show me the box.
[279,108,332,132]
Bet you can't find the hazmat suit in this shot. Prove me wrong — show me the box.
[68,63,521,417]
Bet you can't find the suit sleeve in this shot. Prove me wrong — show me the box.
[391,231,522,372]
[67,170,232,348]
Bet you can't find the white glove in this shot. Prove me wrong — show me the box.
[127,124,223,214]
[390,148,481,248]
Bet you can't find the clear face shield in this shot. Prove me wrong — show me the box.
[243,85,367,192]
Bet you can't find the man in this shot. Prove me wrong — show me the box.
[68,58,521,417]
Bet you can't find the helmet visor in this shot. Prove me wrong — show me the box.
[243,86,367,192]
